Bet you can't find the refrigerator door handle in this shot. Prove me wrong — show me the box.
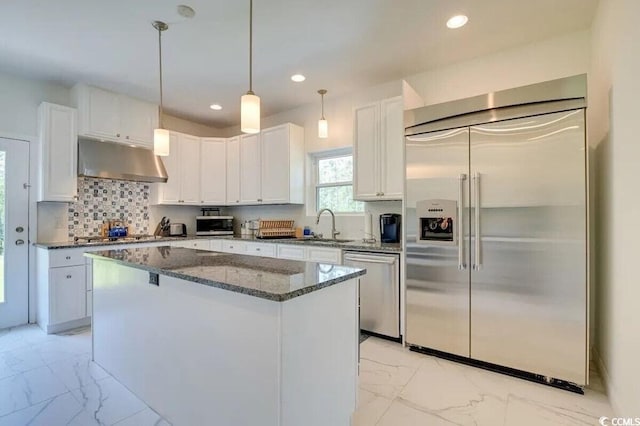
[473,172,482,270]
[458,173,467,270]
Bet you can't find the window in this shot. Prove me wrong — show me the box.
[314,152,364,214]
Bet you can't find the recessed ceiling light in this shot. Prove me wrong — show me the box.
[446,15,468,29]
[177,5,196,19]
[210,104,222,110]
[291,74,306,83]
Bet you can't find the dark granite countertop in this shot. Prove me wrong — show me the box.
[85,246,366,302]
[36,235,402,253]
[34,236,190,250]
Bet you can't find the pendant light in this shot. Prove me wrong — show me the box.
[153,20,170,156]
[241,0,260,134]
[317,89,328,139]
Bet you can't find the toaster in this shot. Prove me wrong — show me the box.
[169,223,187,236]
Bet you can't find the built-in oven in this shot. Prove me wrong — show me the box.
[196,216,234,236]
[416,199,457,245]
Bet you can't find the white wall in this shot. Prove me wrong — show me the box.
[589,0,640,417]
[405,30,590,107]
[162,113,222,137]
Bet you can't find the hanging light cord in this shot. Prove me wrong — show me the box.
[158,25,164,128]
[321,92,325,119]
[248,0,254,95]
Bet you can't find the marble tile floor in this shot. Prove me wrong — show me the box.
[354,336,614,426]
[1,324,614,426]
[0,324,170,426]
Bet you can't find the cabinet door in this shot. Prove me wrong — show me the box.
[84,86,120,140]
[380,97,404,200]
[260,125,290,203]
[239,133,261,204]
[120,96,156,148]
[179,134,202,204]
[50,265,87,324]
[38,103,78,202]
[158,133,181,204]
[354,103,379,200]
[226,137,241,205]
[200,138,226,204]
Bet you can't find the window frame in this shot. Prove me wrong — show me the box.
[311,148,364,216]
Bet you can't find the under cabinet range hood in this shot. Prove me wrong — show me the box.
[78,139,168,183]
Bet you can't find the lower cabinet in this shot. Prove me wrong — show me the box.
[50,266,86,324]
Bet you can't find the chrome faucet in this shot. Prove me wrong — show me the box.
[316,208,340,240]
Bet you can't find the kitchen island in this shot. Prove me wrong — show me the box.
[86,246,365,426]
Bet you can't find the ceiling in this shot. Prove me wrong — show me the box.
[0,0,598,128]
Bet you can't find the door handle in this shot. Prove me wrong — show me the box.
[473,172,482,270]
[15,239,25,245]
[458,174,467,270]
[16,226,24,233]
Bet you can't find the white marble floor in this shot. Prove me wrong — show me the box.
[0,325,614,426]
[354,336,614,426]
[0,324,170,426]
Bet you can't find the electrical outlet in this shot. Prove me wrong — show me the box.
[149,272,159,286]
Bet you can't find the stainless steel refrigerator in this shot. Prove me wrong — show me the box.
[404,75,588,386]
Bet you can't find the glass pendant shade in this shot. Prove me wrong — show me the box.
[154,128,170,156]
[241,92,261,134]
[318,118,328,139]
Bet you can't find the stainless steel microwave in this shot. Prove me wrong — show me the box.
[196,216,234,236]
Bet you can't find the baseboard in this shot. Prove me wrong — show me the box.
[46,317,91,334]
[592,346,623,417]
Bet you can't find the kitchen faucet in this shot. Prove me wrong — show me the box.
[316,208,340,239]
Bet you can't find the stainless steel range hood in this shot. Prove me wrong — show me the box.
[78,139,168,183]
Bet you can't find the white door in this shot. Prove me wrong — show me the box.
[119,96,156,148]
[200,138,226,204]
[0,138,30,329]
[86,86,120,140]
[380,96,404,199]
[260,125,289,204]
[239,133,261,204]
[226,137,241,205]
[179,134,202,204]
[353,103,379,200]
[159,133,181,204]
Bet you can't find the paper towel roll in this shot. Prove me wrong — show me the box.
[364,212,373,239]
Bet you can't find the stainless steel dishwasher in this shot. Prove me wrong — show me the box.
[343,251,400,339]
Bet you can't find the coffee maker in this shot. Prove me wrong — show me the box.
[380,214,401,243]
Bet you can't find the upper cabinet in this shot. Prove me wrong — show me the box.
[71,84,158,149]
[157,132,201,205]
[354,96,403,201]
[260,123,304,204]
[155,124,304,207]
[37,102,78,202]
[201,138,227,205]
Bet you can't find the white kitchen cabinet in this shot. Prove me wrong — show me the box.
[260,123,304,204]
[200,138,226,204]
[71,84,158,149]
[354,96,403,200]
[37,103,78,202]
[50,265,86,325]
[276,244,307,261]
[245,242,277,258]
[307,247,342,264]
[239,133,261,204]
[157,132,201,205]
[209,239,224,252]
[170,239,209,250]
[226,136,241,205]
[221,240,246,254]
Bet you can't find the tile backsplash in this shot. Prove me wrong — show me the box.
[67,178,150,239]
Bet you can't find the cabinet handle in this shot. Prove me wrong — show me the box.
[126,136,130,140]
[236,200,239,203]
[256,248,261,251]
[258,199,263,202]
[116,133,121,138]
[380,192,384,196]
[65,256,71,260]
[66,275,72,279]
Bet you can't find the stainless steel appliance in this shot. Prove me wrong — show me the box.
[380,214,401,243]
[169,223,187,236]
[343,251,400,339]
[404,75,588,387]
[196,216,234,236]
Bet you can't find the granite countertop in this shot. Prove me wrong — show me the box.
[35,235,190,250]
[86,247,366,302]
[36,235,402,253]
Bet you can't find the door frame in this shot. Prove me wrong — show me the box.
[0,132,36,326]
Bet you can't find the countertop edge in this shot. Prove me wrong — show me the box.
[85,252,366,302]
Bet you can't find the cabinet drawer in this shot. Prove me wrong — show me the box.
[307,247,342,265]
[277,244,306,260]
[49,249,87,268]
[245,242,276,258]
[50,265,87,324]
[221,240,246,254]
[209,239,223,252]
